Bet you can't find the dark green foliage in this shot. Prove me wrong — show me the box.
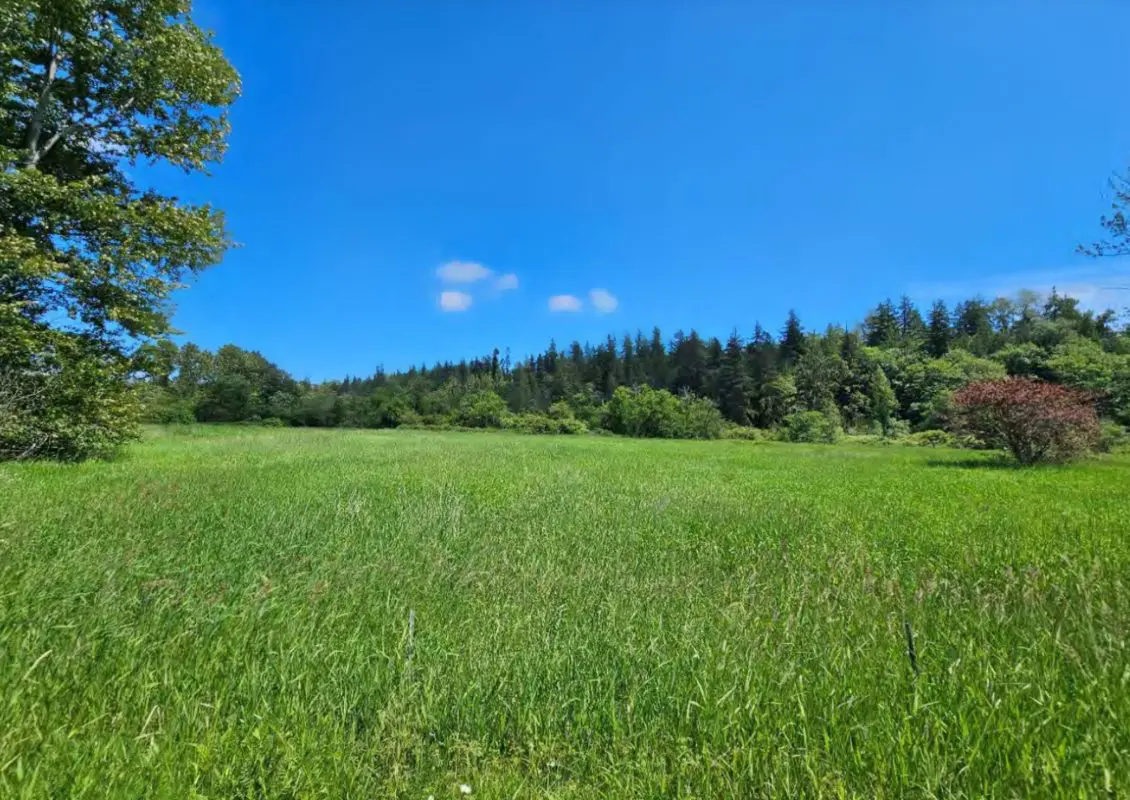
[717,330,752,424]
[864,299,899,347]
[897,296,927,346]
[133,288,1127,447]
[781,410,842,443]
[926,300,952,357]
[779,310,805,366]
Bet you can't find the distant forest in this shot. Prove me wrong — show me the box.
[135,290,1130,441]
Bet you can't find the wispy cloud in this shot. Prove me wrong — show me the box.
[437,260,492,283]
[439,291,473,312]
[495,273,519,291]
[548,294,583,312]
[907,263,1130,312]
[589,288,618,313]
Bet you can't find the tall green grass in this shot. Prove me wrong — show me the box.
[1,428,1127,797]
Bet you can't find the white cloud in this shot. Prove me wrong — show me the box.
[439,291,473,312]
[437,261,492,283]
[548,294,583,312]
[495,273,519,291]
[589,288,618,313]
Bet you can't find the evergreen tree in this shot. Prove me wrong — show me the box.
[779,310,806,366]
[926,300,951,357]
[897,296,927,346]
[672,330,708,396]
[648,327,667,388]
[622,334,636,386]
[704,336,724,401]
[718,330,752,424]
[864,299,900,347]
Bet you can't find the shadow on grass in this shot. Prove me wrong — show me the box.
[924,454,1022,470]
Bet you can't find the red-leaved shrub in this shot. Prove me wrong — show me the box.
[953,378,1100,464]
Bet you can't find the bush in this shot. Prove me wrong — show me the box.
[681,394,725,439]
[0,360,138,462]
[904,429,955,448]
[844,434,887,446]
[1098,421,1130,454]
[953,378,1100,464]
[258,416,287,428]
[604,386,725,439]
[505,413,555,434]
[455,391,508,428]
[556,416,589,435]
[136,384,196,425]
[504,411,589,435]
[781,410,842,444]
[884,418,911,439]
[721,425,768,441]
[547,401,573,421]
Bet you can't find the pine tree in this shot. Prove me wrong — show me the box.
[648,327,667,388]
[704,336,724,402]
[672,330,708,396]
[621,334,636,386]
[897,296,927,345]
[779,310,806,366]
[926,300,951,357]
[718,330,753,424]
[864,299,899,347]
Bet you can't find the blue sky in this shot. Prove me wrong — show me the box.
[164,1,1130,380]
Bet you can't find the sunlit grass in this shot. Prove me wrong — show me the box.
[1,427,1128,797]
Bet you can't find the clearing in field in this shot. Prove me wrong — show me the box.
[1,428,1128,797]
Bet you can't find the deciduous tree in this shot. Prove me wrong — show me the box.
[1,0,239,459]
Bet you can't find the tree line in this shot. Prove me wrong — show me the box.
[135,289,1130,443]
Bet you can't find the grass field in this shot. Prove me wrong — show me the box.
[1,427,1128,797]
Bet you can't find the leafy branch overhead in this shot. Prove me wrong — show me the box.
[1,0,240,460]
[1079,169,1130,258]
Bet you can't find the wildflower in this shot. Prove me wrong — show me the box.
[459,785,472,795]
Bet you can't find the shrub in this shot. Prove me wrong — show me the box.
[505,411,589,435]
[721,425,768,441]
[136,384,196,425]
[885,418,911,439]
[1097,421,1130,454]
[904,429,955,448]
[604,386,725,439]
[556,416,590,435]
[0,361,138,462]
[781,410,842,444]
[605,386,682,438]
[455,391,508,428]
[547,401,574,421]
[844,434,887,446]
[953,378,1100,464]
[680,394,726,439]
[505,413,555,434]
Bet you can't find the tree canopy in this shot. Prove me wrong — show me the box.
[1,0,239,459]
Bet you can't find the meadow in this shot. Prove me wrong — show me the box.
[1,427,1128,798]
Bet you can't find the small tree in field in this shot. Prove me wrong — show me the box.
[953,378,1100,465]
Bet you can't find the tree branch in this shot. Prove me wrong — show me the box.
[21,36,60,167]
[34,96,136,165]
